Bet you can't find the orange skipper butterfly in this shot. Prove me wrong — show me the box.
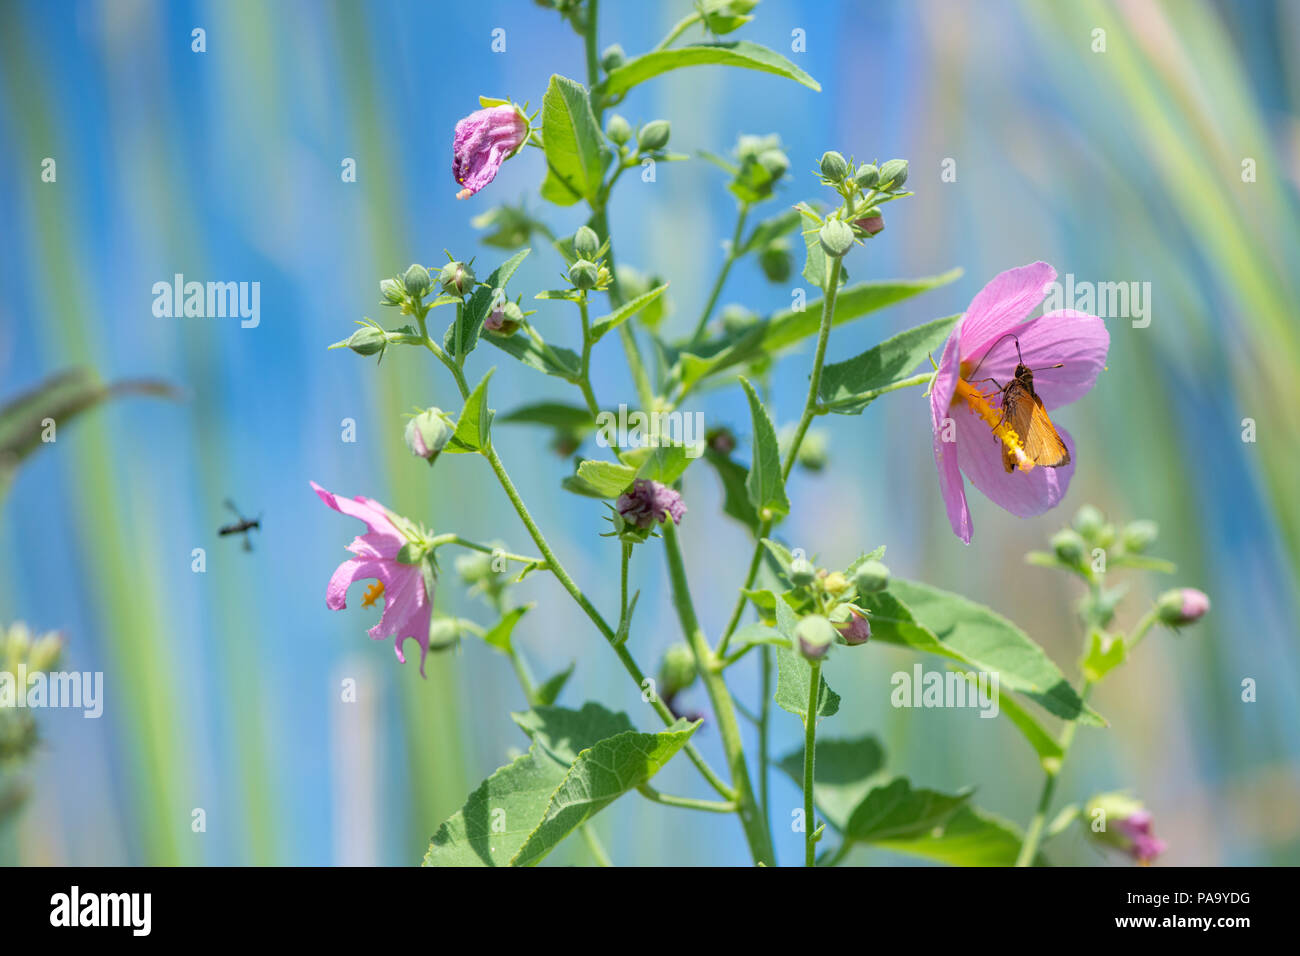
[968,334,1070,473]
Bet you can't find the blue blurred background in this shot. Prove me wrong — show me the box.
[1,0,1297,865]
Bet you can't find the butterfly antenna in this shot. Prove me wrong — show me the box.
[966,332,1021,381]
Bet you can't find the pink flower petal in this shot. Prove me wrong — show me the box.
[311,481,400,538]
[960,262,1057,361]
[368,564,431,675]
[345,531,403,561]
[954,414,1076,518]
[929,331,971,542]
[325,557,389,610]
[962,310,1109,411]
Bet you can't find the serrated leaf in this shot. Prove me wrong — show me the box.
[481,604,531,654]
[596,41,821,98]
[857,580,1103,725]
[669,271,962,394]
[873,805,1041,866]
[446,369,495,453]
[539,75,604,205]
[740,377,788,520]
[451,249,531,359]
[774,646,839,721]
[842,778,972,843]
[510,719,700,866]
[818,315,957,414]
[590,283,668,341]
[425,702,638,867]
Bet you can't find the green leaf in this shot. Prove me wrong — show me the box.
[774,646,839,721]
[871,804,1037,866]
[776,736,887,831]
[597,41,821,98]
[574,459,637,497]
[0,369,178,497]
[499,401,595,429]
[539,75,604,206]
[740,377,789,520]
[590,283,669,341]
[446,369,495,453]
[425,702,636,867]
[1080,629,1126,683]
[818,315,957,414]
[626,442,698,485]
[484,330,581,380]
[511,702,635,763]
[727,622,789,655]
[451,249,531,359]
[740,206,803,255]
[858,580,1104,725]
[534,663,575,706]
[702,448,760,532]
[669,271,962,393]
[481,604,532,654]
[801,219,831,289]
[842,777,971,844]
[952,667,1065,769]
[510,719,700,866]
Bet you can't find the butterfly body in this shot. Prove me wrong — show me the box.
[997,363,1070,473]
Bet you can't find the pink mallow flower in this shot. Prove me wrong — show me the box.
[929,262,1109,543]
[1115,809,1168,865]
[312,481,433,674]
[453,104,528,200]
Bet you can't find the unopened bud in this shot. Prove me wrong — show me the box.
[600,43,625,72]
[659,643,698,698]
[1122,520,1158,553]
[854,163,879,189]
[569,259,600,291]
[403,263,431,297]
[1073,504,1105,539]
[818,219,855,258]
[573,226,600,260]
[877,158,908,189]
[343,325,386,357]
[1052,528,1086,564]
[404,407,454,462]
[853,559,890,595]
[439,260,476,296]
[819,150,849,182]
[1156,588,1210,628]
[789,557,817,588]
[638,120,671,152]
[796,615,836,661]
[606,113,632,146]
[379,277,406,305]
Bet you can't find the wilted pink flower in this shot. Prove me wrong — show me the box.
[930,262,1109,543]
[453,104,528,200]
[616,479,686,528]
[311,481,433,674]
[1116,809,1167,864]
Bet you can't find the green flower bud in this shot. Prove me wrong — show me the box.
[1051,528,1086,565]
[569,258,600,291]
[638,119,671,152]
[600,43,626,72]
[796,430,828,472]
[1122,520,1158,553]
[877,158,909,189]
[1156,588,1210,628]
[404,407,454,462]
[659,642,698,698]
[402,263,431,298]
[853,559,890,595]
[757,148,790,181]
[790,557,817,588]
[379,277,406,305]
[758,238,793,283]
[854,163,879,189]
[819,150,849,182]
[818,219,856,258]
[796,615,836,661]
[344,325,387,357]
[720,304,759,333]
[439,260,476,296]
[428,617,463,652]
[606,113,632,146]
[1073,505,1105,539]
[573,225,600,260]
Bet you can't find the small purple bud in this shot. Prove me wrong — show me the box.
[706,427,736,456]
[615,479,686,529]
[1115,810,1167,864]
[834,609,871,646]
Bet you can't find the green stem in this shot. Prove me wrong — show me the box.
[661,521,775,867]
[579,822,612,866]
[577,294,604,419]
[689,203,750,344]
[758,645,772,831]
[638,785,737,814]
[481,444,732,800]
[1015,681,1093,866]
[803,659,821,867]
[816,371,933,414]
[715,255,845,657]
[1125,608,1160,654]
[425,534,544,569]
[653,12,700,50]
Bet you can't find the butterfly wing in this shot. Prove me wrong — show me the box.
[1000,383,1070,471]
